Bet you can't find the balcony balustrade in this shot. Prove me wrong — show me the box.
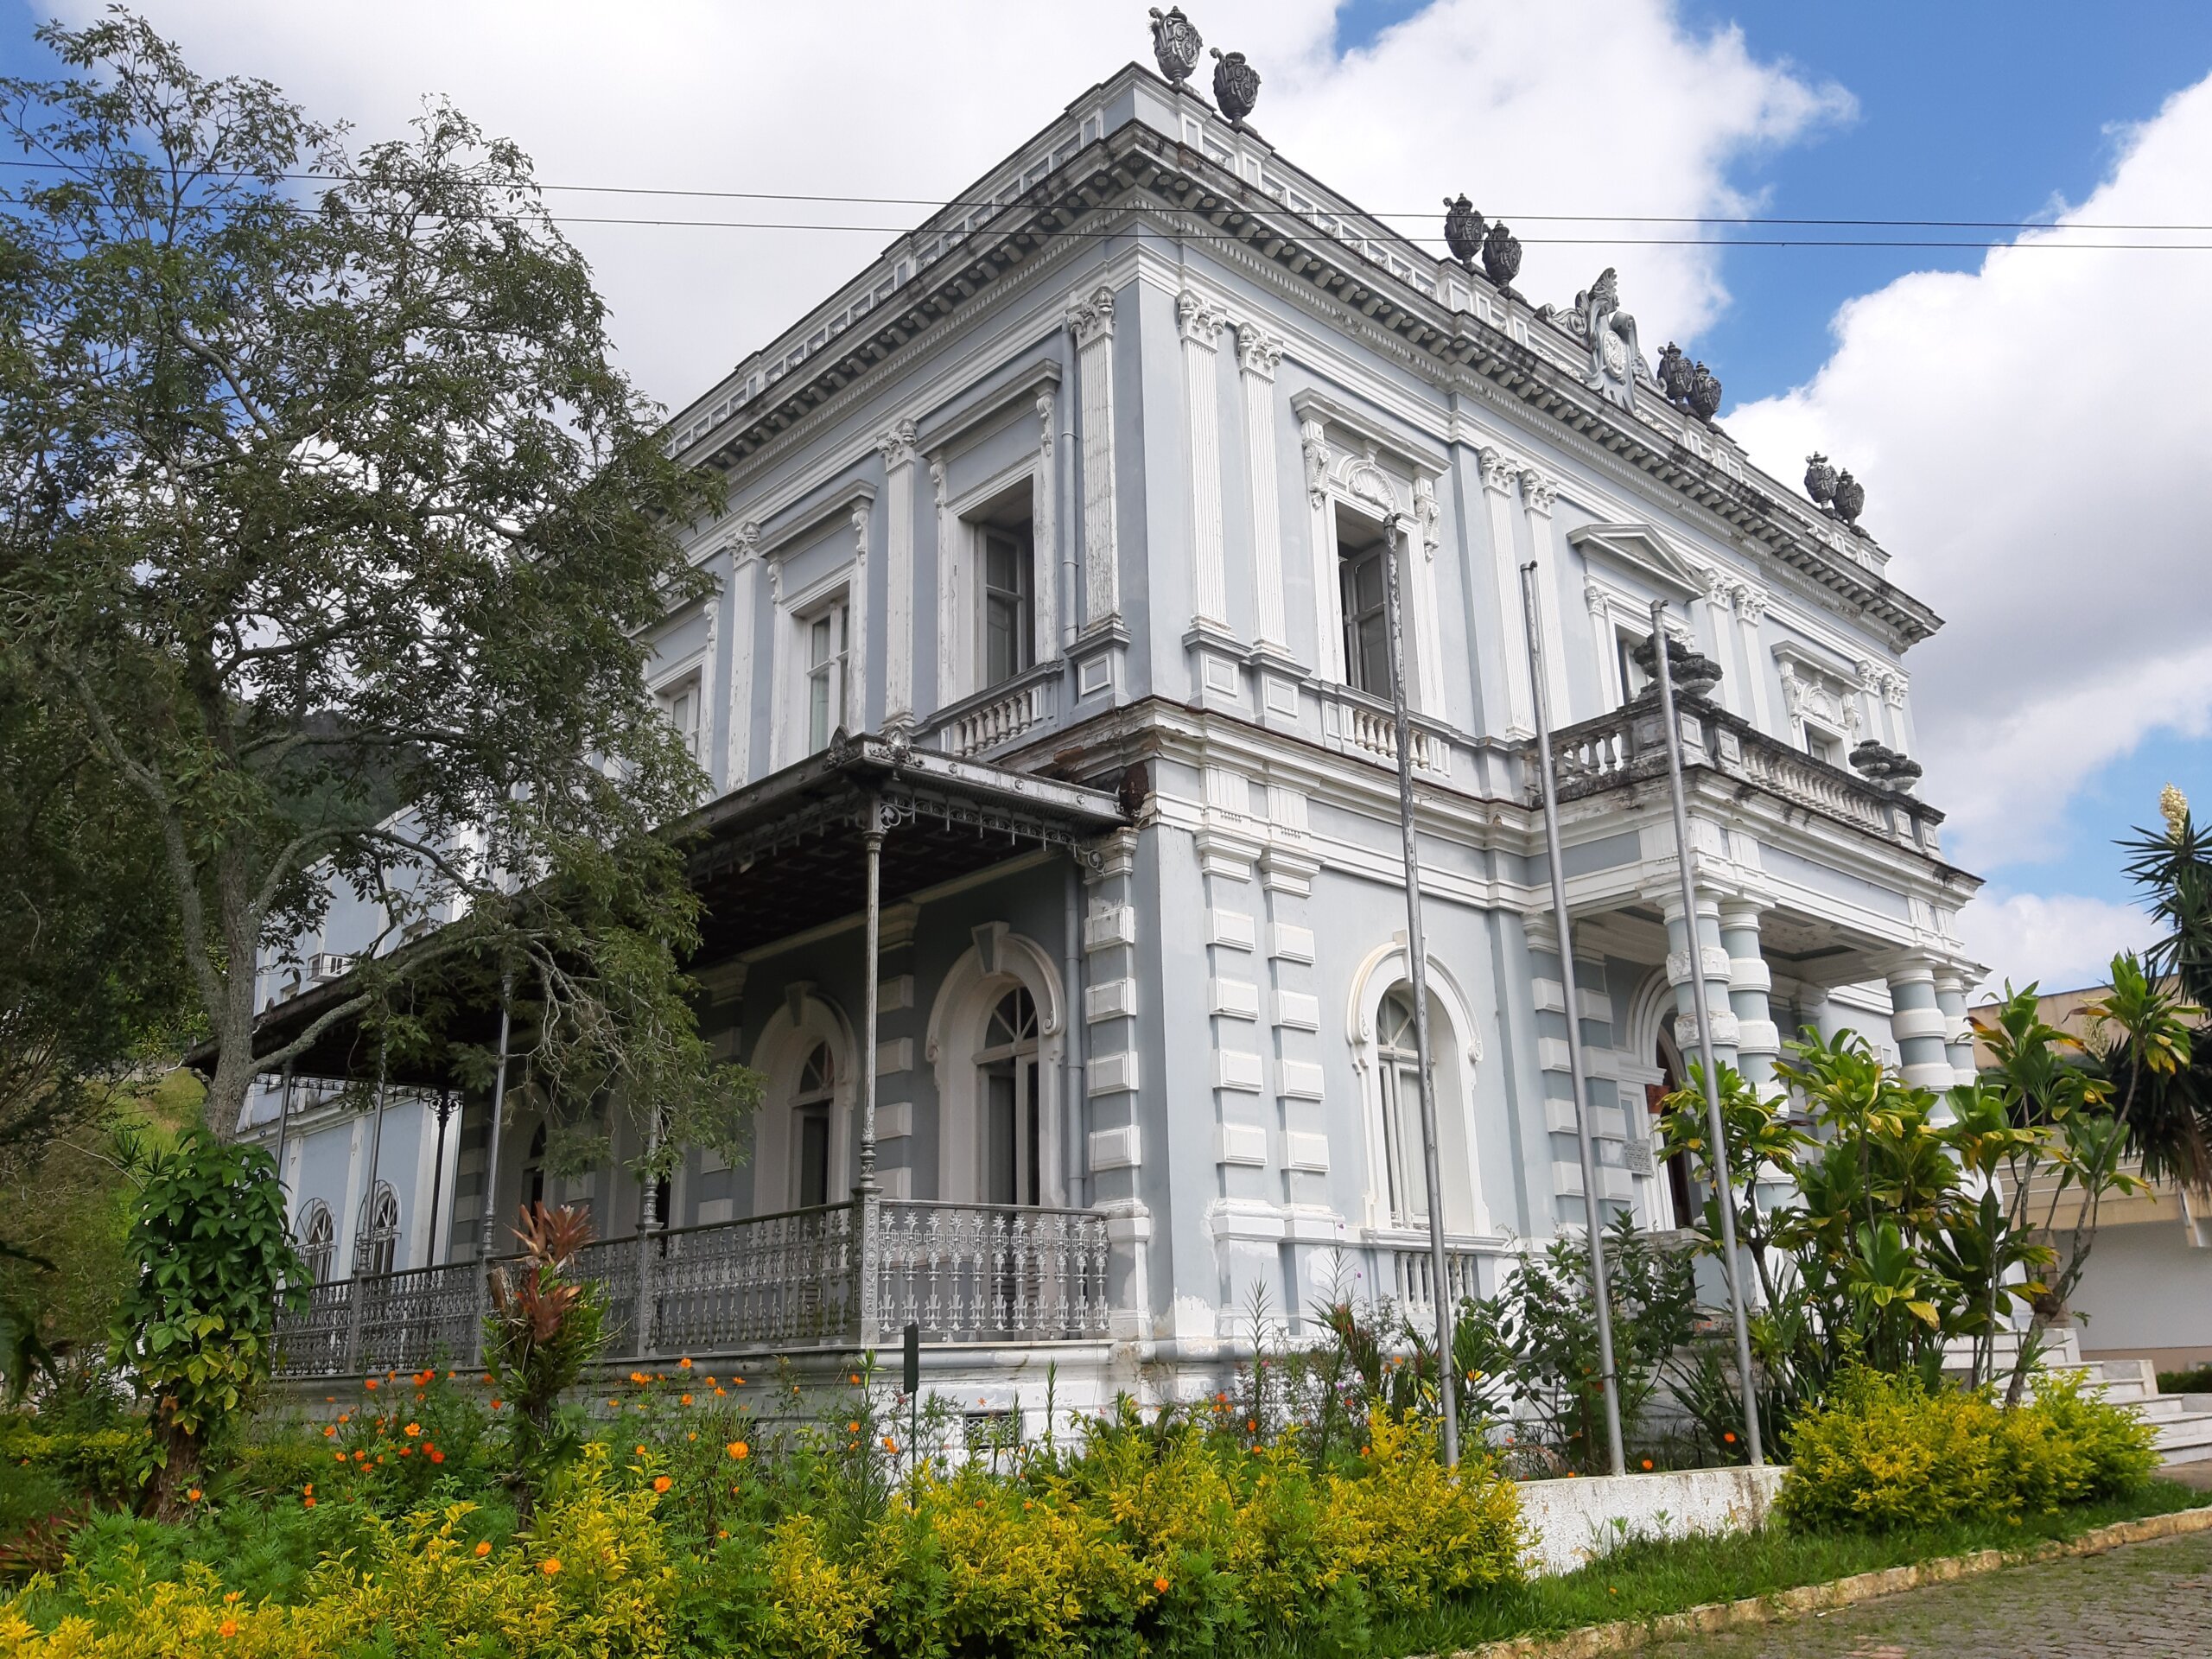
[272,1198,1111,1378]
[928,664,1059,760]
[1538,694,1946,856]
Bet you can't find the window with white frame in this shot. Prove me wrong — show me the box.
[801,595,849,753]
[1616,627,1652,704]
[1802,721,1843,767]
[1336,508,1393,696]
[979,986,1041,1207]
[655,674,702,761]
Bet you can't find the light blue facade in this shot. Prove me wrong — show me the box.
[249,60,1983,1394]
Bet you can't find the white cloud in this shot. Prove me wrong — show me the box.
[1954,890,2159,998]
[1727,75,2212,874]
[66,1,1844,409]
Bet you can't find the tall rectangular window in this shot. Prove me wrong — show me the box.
[981,523,1035,687]
[1338,534,1391,696]
[804,598,848,753]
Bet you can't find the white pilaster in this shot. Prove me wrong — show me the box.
[1237,327,1290,656]
[723,523,760,781]
[1518,466,1573,725]
[1300,416,1344,680]
[930,456,957,707]
[1069,285,1121,628]
[846,500,871,731]
[1178,290,1230,632]
[877,423,918,731]
[1479,447,1534,738]
[1734,584,1774,735]
[1409,477,1447,715]
[1033,385,1059,659]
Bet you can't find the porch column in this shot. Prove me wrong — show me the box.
[855,799,885,1344]
[1662,891,1738,1071]
[1933,967,1979,1089]
[1717,899,1780,1086]
[1885,960,1956,1098]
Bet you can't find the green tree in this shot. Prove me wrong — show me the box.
[0,15,755,1172]
[2101,789,2212,1192]
[109,1124,303,1516]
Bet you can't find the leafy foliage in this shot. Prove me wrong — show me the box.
[0,12,756,1164]
[106,1128,302,1516]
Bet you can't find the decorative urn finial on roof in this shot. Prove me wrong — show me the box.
[1211,48,1261,127]
[1481,219,1522,298]
[1443,194,1485,268]
[1148,8,1203,86]
[1832,469,1866,526]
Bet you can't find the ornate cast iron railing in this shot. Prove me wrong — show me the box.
[273,1198,1110,1379]
[1537,694,1947,855]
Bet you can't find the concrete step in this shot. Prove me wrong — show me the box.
[2153,1411,2212,1465]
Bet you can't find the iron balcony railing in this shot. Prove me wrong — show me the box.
[273,1198,1113,1379]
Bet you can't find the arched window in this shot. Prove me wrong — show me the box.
[298,1201,335,1287]
[792,1041,837,1208]
[353,1182,400,1277]
[1376,988,1433,1225]
[979,987,1041,1207]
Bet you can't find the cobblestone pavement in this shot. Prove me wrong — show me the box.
[1649,1529,2212,1659]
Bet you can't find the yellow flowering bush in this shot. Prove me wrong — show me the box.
[1780,1364,2158,1533]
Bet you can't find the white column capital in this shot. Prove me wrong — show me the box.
[1067,283,1116,346]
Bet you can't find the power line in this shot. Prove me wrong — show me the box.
[0,154,2201,238]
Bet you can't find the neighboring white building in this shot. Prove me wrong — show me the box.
[238,44,1982,1409]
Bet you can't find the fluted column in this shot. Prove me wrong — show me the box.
[1032,385,1059,662]
[1236,327,1290,656]
[1718,899,1780,1084]
[1177,290,1230,633]
[846,499,871,730]
[1518,467,1573,724]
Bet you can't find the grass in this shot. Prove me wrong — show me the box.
[1353,1479,2211,1659]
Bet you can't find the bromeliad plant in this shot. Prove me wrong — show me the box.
[482,1203,605,1520]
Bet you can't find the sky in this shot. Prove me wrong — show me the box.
[6,1,2207,995]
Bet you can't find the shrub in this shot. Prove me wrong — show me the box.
[0,1423,151,1509]
[1780,1364,2158,1533]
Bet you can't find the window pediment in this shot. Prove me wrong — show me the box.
[1566,522,1707,599]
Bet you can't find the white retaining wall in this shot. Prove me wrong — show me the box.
[1516,1465,1789,1575]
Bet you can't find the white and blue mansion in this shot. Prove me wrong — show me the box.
[240,42,1982,1410]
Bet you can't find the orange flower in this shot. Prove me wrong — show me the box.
[1724,1432,1737,1444]
[490,1399,503,1410]
[727,1440,749,1460]
[652,1475,672,1493]
[714,1387,726,1397]
[187,1488,203,1503]
[635,1444,647,1457]
[404,1422,422,1437]
[847,1421,859,1433]
[302,1484,314,1496]
[679,1357,693,1370]
[850,1373,861,1385]
[1247,1419,1257,1433]
[883,1436,898,1453]
[323,1425,336,1439]
[680,1394,693,1407]
[430,1449,445,1464]
[334,1452,346,1463]
[475,1540,493,1557]
[363,1378,378,1391]
[687,1432,696,1442]
[302,1495,316,1508]
[1642,1459,1655,1471]
[541,1557,562,1576]
[219,1619,238,1639]
[1154,1576,1171,1594]
[482,1373,494,1385]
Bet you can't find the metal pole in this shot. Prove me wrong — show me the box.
[347,1038,390,1374]
[1521,564,1627,1478]
[855,798,885,1346]
[424,1091,453,1268]
[1063,856,1088,1207]
[1648,601,1764,1467]
[271,1059,295,1205]
[473,971,516,1368]
[1382,516,1459,1468]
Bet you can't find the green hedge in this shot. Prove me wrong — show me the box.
[1779,1366,2159,1533]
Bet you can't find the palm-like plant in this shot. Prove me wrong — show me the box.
[2104,791,2212,1193]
